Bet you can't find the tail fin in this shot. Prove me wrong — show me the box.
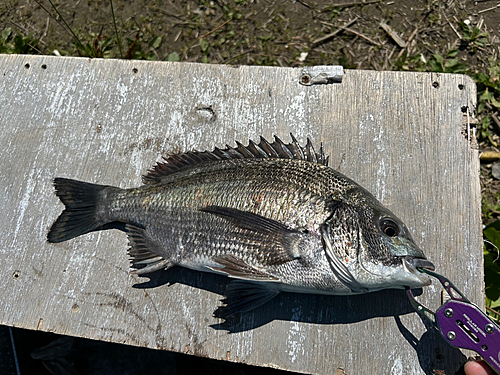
[47,178,111,243]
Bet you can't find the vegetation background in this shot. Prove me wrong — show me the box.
[1,0,500,373]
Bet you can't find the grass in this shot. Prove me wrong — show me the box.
[0,27,41,54]
[2,0,500,323]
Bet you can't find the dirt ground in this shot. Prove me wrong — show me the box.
[2,0,500,374]
[2,0,499,67]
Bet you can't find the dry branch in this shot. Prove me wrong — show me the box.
[323,0,380,8]
[312,18,359,47]
[343,27,381,46]
[478,4,500,14]
[379,21,407,48]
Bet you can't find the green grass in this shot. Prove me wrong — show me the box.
[0,28,40,54]
[483,222,500,323]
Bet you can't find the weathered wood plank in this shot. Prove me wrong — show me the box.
[0,55,480,374]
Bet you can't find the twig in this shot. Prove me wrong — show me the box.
[41,17,50,41]
[387,45,396,60]
[478,4,500,14]
[223,49,253,64]
[492,114,500,132]
[371,58,381,70]
[379,21,407,48]
[322,0,380,8]
[188,18,232,49]
[486,306,500,317]
[444,14,461,38]
[296,0,313,9]
[397,47,405,59]
[398,26,418,58]
[343,27,381,46]
[320,21,335,27]
[477,18,484,30]
[383,45,396,69]
[345,41,356,58]
[311,17,359,47]
[147,6,184,21]
[174,29,182,42]
[8,20,47,46]
[8,19,29,34]
[407,26,419,44]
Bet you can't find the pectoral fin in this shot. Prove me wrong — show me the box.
[214,280,280,318]
[200,205,304,265]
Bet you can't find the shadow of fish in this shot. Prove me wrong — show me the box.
[48,135,434,318]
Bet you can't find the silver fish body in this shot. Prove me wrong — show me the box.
[48,135,434,317]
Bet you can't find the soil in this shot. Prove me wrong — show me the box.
[1,0,500,374]
[2,0,500,67]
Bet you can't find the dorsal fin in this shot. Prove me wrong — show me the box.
[143,134,329,184]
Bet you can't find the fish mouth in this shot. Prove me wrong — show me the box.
[404,256,435,285]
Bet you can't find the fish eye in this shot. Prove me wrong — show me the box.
[380,218,400,237]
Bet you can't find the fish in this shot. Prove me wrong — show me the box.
[47,134,435,317]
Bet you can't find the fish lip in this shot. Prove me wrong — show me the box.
[410,257,435,272]
[404,256,435,285]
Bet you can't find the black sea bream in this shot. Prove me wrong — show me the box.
[48,135,434,317]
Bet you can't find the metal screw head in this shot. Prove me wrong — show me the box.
[444,308,454,318]
[485,324,495,334]
[301,74,311,84]
[447,331,456,341]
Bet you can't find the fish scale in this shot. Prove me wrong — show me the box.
[114,160,332,230]
[48,135,435,317]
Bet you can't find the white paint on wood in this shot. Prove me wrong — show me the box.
[0,55,480,374]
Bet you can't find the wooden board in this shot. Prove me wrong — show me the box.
[0,55,481,374]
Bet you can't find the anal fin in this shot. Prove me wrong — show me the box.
[126,224,171,275]
[214,280,280,318]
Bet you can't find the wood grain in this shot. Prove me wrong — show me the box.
[0,55,480,374]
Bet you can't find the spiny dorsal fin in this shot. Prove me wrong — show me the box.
[143,134,329,184]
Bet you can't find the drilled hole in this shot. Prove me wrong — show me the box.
[13,270,21,279]
[41,64,47,70]
[24,63,30,69]
[432,81,439,89]
[461,106,468,113]
[132,68,138,74]
[458,84,464,90]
